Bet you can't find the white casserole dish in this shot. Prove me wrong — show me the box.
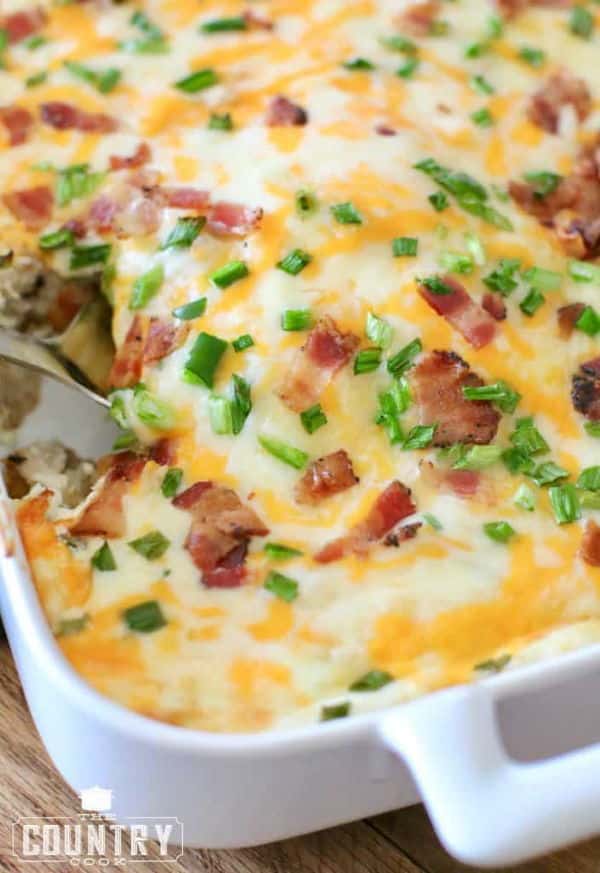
[3,379,600,868]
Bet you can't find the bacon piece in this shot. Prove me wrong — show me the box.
[159,186,211,211]
[315,481,416,563]
[375,124,397,136]
[411,351,501,447]
[295,450,359,505]
[445,469,481,498]
[278,316,359,413]
[109,315,146,389]
[243,9,274,29]
[482,292,507,322]
[557,303,586,338]
[69,452,146,538]
[495,0,572,16]
[62,218,87,239]
[418,277,497,349]
[0,106,33,146]
[3,185,53,231]
[395,1,441,35]
[173,482,268,588]
[528,71,591,135]
[581,521,600,568]
[88,195,119,233]
[572,359,600,421]
[265,95,308,126]
[109,142,151,171]
[88,180,162,238]
[143,317,189,365]
[40,101,118,133]
[149,438,177,467]
[384,522,422,547]
[1,8,46,43]
[207,201,263,236]
[419,461,488,501]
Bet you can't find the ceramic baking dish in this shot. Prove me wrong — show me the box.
[3,379,600,868]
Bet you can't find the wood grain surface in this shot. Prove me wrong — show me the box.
[1,639,598,872]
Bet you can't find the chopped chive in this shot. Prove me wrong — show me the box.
[470,74,495,95]
[457,195,513,231]
[161,216,205,250]
[549,483,581,525]
[258,434,309,469]
[331,202,362,225]
[133,387,176,431]
[519,288,545,317]
[524,171,562,199]
[300,403,328,434]
[518,46,546,68]
[475,653,511,673]
[438,250,473,275]
[183,332,227,388]
[453,445,503,470]
[585,421,600,438]
[568,260,600,284]
[464,231,486,265]
[402,424,436,450]
[483,258,520,295]
[420,275,455,295]
[231,374,252,435]
[264,542,303,561]
[277,249,312,276]
[232,333,254,352]
[91,541,117,572]
[414,157,488,201]
[295,189,318,218]
[281,308,312,331]
[264,570,299,602]
[429,191,449,212]
[69,244,111,270]
[128,531,170,560]
[577,466,600,492]
[387,337,422,377]
[56,615,89,637]
[528,461,568,487]
[321,701,351,721]
[575,306,600,336]
[129,264,164,310]
[343,57,375,71]
[161,467,183,498]
[210,260,249,288]
[423,512,443,530]
[123,600,167,633]
[570,5,594,38]
[396,57,419,78]
[483,521,516,543]
[462,380,521,413]
[510,417,549,455]
[354,347,382,374]
[366,313,394,349]
[38,227,75,250]
[175,68,219,93]
[64,60,121,94]
[514,483,536,512]
[208,394,233,435]
[200,17,247,33]
[471,107,494,128]
[172,297,207,320]
[208,112,233,131]
[392,236,418,257]
[350,669,393,692]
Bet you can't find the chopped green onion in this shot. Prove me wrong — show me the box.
[69,244,111,271]
[429,191,449,212]
[423,512,443,530]
[483,521,516,543]
[57,164,105,207]
[524,171,562,199]
[175,68,219,93]
[379,35,417,54]
[510,417,549,455]
[570,5,594,38]
[453,445,503,470]
[577,466,600,492]
[438,250,473,275]
[464,231,486,265]
[208,394,233,435]
[514,484,536,511]
[26,71,47,87]
[130,10,163,38]
[487,14,504,38]
[465,41,490,59]
[366,313,394,349]
[354,347,382,375]
[112,430,138,451]
[208,112,233,131]
[56,615,89,637]
[38,227,75,250]
[200,17,247,33]
[387,337,422,377]
[402,424,436,450]
[264,542,303,561]
[24,34,47,49]
[457,194,513,231]
[331,201,363,225]
[575,306,600,337]
[470,74,495,95]
[483,258,520,295]
[350,669,393,692]
[172,297,207,320]
[232,333,254,352]
[518,46,546,67]
[522,266,561,292]
[529,461,569,487]
[129,264,164,310]
[475,653,511,673]
[210,260,249,288]
[375,384,409,445]
[343,57,375,70]
[64,60,121,94]
[462,380,521,413]
[123,600,167,633]
[259,434,308,469]
[277,249,312,276]
[231,374,252,435]
[133,387,176,431]
[519,288,545,317]
[568,260,600,284]
[320,701,351,721]
[502,447,536,475]
[585,421,600,438]
[396,57,420,78]
[161,467,183,498]
[161,216,205,250]
[128,531,170,560]
[295,189,318,218]
[120,37,169,54]
[580,491,600,510]
[414,157,487,201]
[420,275,456,295]
[281,308,312,331]
[549,483,581,525]
[300,403,328,434]
[109,392,128,429]
[471,107,494,128]
[392,236,418,257]
[183,332,227,388]
[264,571,299,602]
[91,542,117,572]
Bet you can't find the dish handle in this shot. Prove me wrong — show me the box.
[378,682,600,867]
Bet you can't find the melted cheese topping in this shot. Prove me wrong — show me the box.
[4,0,600,732]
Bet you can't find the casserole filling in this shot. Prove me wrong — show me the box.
[2,0,600,731]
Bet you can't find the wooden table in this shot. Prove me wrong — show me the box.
[1,639,598,873]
